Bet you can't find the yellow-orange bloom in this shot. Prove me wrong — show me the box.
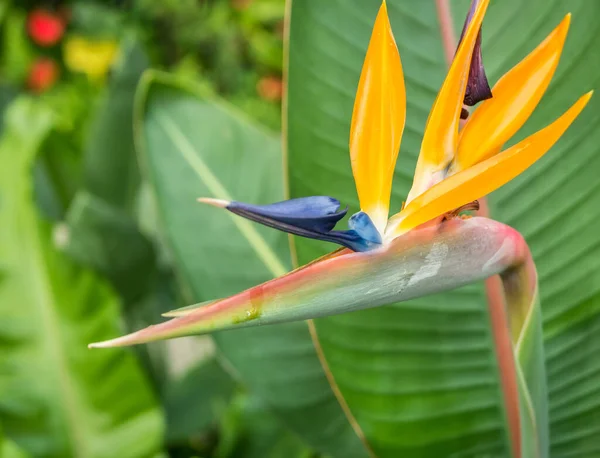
[194,0,590,254]
[63,36,119,81]
[350,1,592,242]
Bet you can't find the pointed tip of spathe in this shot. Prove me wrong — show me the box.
[88,334,147,349]
[88,327,157,348]
[197,197,230,208]
[88,336,130,349]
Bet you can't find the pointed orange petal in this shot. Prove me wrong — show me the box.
[386,91,592,239]
[457,14,571,169]
[406,0,489,203]
[350,0,405,232]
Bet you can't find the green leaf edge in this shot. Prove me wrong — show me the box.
[133,70,287,278]
[132,69,373,457]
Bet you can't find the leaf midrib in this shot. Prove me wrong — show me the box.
[153,111,288,278]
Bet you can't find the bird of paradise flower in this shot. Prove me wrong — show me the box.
[90,2,592,453]
[90,0,590,348]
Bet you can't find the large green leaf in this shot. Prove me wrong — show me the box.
[0,98,163,457]
[286,0,599,456]
[462,1,600,455]
[135,71,368,457]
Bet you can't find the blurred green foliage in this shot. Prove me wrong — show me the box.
[0,1,301,457]
[0,0,284,130]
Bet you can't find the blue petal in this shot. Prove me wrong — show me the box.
[224,197,381,252]
[348,211,382,244]
[228,196,347,233]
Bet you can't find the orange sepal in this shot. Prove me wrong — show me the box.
[406,0,490,203]
[457,14,571,169]
[350,1,406,232]
[387,91,592,239]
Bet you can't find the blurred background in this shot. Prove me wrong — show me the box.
[1,0,285,127]
[0,1,309,457]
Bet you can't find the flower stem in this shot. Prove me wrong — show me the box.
[501,248,548,457]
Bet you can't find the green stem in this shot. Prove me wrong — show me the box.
[500,246,548,458]
[487,273,521,458]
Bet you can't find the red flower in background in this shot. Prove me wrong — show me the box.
[27,58,59,93]
[257,76,283,102]
[27,9,65,47]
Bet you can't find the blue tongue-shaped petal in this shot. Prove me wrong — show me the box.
[228,196,347,233]
[199,196,382,252]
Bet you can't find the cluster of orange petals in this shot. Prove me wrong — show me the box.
[349,0,591,242]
